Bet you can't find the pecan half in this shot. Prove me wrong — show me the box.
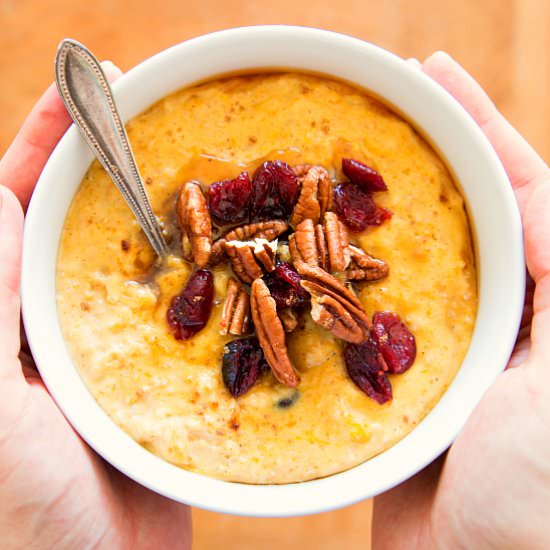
[295,261,370,344]
[290,219,328,269]
[293,164,311,177]
[177,181,212,267]
[253,240,276,272]
[250,279,300,387]
[290,214,350,272]
[290,165,332,227]
[210,220,288,265]
[224,238,277,284]
[315,225,329,271]
[220,277,250,336]
[346,245,389,281]
[323,212,350,272]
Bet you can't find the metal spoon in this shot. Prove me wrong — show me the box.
[55,39,169,258]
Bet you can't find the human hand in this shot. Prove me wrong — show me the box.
[0,63,191,550]
[372,52,550,549]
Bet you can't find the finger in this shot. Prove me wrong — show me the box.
[0,61,123,209]
[372,455,445,548]
[523,182,550,366]
[421,51,550,215]
[406,57,422,69]
[421,51,550,369]
[520,275,535,330]
[508,336,530,369]
[0,185,25,379]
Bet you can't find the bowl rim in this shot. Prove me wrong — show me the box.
[22,25,525,517]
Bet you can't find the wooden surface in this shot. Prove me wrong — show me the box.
[1,1,548,548]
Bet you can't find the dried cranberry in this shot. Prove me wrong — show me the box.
[342,158,388,192]
[333,181,392,232]
[222,337,269,397]
[344,338,393,404]
[167,269,214,340]
[250,161,298,221]
[208,171,252,224]
[263,262,309,310]
[372,312,416,374]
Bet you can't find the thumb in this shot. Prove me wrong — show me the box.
[0,60,123,209]
[0,185,24,377]
[372,455,444,548]
[523,180,550,367]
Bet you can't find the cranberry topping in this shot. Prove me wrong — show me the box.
[167,269,214,340]
[222,337,269,397]
[208,171,252,224]
[333,181,392,232]
[250,161,299,221]
[344,338,393,404]
[372,311,416,374]
[263,262,309,310]
[342,158,388,192]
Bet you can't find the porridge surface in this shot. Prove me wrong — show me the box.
[56,73,477,483]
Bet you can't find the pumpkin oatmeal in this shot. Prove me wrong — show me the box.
[56,72,477,483]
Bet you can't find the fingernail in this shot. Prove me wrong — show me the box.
[406,58,422,69]
[0,186,5,216]
[101,60,116,71]
[100,60,123,82]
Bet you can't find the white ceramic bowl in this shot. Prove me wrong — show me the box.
[22,26,524,517]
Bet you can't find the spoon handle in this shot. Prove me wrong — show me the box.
[55,39,169,258]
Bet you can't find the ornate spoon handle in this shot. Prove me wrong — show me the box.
[55,38,169,258]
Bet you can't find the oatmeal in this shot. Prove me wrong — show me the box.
[56,73,477,483]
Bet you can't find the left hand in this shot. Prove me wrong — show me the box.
[0,63,192,550]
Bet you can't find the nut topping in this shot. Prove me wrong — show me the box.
[253,240,276,272]
[290,219,328,268]
[290,165,332,227]
[290,214,351,273]
[295,261,370,343]
[167,156,411,402]
[250,279,300,388]
[224,241,263,283]
[210,220,288,265]
[177,181,212,267]
[220,277,250,336]
[346,244,389,281]
[292,164,311,177]
[306,286,367,343]
[323,212,350,272]
[224,238,278,284]
[226,220,288,242]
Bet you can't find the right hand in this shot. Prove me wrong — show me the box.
[373,52,550,549]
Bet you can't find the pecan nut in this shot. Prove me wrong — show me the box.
[306,287,367,343]
[253,240,276,272]
[177,181,212,267]
[292,164,312,177]
[210,220,288,265]
[290,165,333,227]
[224,238,277,284]
[250,279,300,388]
[220,277,250,336]
[290,219,328,269]
[295,261,370,344]
[323,212,350,272]
[346,245,389,281]
[290,214,350,273]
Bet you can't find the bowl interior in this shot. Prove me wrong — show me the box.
[22,26,524,517]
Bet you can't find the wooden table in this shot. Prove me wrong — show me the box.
[1,1,548,548]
